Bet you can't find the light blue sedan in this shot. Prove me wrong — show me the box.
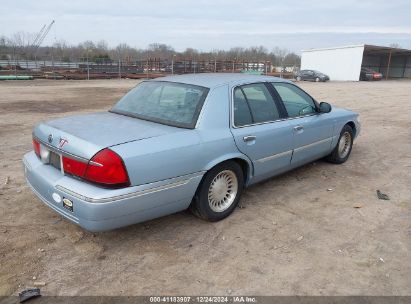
[23,74,360,231]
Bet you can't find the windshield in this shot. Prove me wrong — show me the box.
[111,81,209,129]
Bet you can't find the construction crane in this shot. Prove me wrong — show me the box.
[32,20,55,51]
[32,24,46,47]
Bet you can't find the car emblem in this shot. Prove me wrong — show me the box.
[59,137,68,148]
[48,134,53,143]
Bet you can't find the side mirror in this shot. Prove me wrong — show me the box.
[319,102,332,113]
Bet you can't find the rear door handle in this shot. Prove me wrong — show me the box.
[293,125,304,132]
[243,135,256,142]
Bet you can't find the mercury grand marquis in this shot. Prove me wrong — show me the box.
[23,74,360,231]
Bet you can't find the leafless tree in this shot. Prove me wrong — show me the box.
[389,43,401,49]
[0,32,301,67]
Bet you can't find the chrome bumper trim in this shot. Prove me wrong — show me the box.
[56,171,205,204]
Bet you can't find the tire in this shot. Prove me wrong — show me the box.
[296,76,301,81]
[190,161,244,221]
[315,77,320,82]
[326,124,354,164]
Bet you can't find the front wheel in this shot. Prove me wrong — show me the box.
[326,125,354,164]
[296,76,301,81]
[315,77,320,82]
[190,161,244,221]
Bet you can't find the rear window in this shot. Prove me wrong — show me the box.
[111,81,209,129]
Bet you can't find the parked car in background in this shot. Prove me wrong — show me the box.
[24,74,360,232]
[360,67,383,81]
[295,70,330,82]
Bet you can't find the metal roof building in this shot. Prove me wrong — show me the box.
[301,44,411,81]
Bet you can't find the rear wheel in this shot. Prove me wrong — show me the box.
[190,161,244,221]
[296,76,301,81]
[326,124,354,164]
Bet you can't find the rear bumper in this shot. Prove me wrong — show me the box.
[23,151,203,232]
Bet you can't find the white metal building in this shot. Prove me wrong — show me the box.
[301,44,411,81]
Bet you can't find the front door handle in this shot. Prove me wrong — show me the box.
[293,125,304,132]
[243,135,256,142]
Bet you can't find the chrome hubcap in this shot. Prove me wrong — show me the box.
[338,132,352,158]
[208,170,238,212]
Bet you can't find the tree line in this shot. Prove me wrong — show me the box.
[0,32,300,67]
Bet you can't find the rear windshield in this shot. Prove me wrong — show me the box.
[111,81,209,129]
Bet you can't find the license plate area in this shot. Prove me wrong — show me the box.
[39,143,62,171]
[49,151,61,170]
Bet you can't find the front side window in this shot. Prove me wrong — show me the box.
[111,81,209,128]
[233,83,280,127]
[271,83,317,117]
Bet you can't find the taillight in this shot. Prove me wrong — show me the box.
[84,149,130,188]
[33,138,40,157]
[59,148,130,188]
[62,156,88,177]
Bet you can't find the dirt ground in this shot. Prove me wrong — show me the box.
[0,79,410,296]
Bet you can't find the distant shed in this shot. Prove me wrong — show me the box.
[301,44,411,81]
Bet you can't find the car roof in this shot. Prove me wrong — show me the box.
[150,73,291,89]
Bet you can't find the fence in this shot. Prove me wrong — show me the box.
[0,57,295,80]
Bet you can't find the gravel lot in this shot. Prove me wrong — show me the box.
[0,79,410,296]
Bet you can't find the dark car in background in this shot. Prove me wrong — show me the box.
[360,68,383,81]
[295,70,329,82]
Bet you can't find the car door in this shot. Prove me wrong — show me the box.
[270,82,334,166]
[306,70,315,81]
[230,82,294,183]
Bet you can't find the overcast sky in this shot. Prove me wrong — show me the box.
[1,0,411,52]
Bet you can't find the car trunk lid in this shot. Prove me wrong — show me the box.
[34,111,180,160]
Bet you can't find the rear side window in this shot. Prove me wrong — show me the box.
[271,83,317,118]
[233,83,280,127]
[233,88,253,126]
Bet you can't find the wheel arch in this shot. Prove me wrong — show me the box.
[346,121,357,137]
[202,154,253,187]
